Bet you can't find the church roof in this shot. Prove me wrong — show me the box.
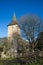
[8,20,18,26]
[8,13,18,26]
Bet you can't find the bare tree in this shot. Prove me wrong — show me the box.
[19,14,43,52]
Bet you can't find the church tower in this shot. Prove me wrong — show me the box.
[8,13,20,41]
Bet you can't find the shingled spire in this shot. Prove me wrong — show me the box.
[13,13,16,21]
[8,13,18,26]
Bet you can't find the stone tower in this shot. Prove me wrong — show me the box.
[8,13,20,41]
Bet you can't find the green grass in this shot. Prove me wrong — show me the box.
[0,57,43,65]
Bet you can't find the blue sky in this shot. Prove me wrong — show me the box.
[0,0,43,38]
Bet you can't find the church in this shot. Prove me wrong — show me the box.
[8,13,20,41]
[7,13,20,57]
